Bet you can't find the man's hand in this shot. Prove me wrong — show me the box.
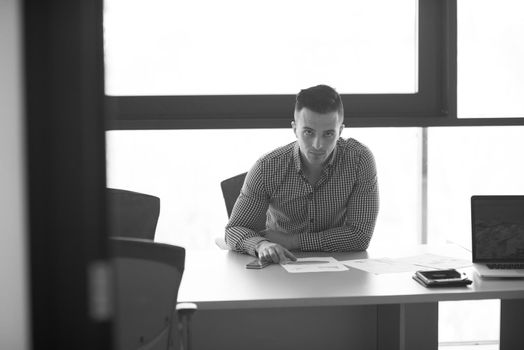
[256,241,297,264]
[262,229,300,250]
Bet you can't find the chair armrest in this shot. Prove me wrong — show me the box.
[176,302,198,318]
[175,303,198,350]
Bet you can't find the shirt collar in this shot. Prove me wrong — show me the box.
[293,139,340,173]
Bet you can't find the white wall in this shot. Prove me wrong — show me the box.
[0,0,30,349]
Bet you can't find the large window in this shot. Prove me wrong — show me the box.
[458,0,524,119]
[104,0,455,129]
[105,0,418,95]
[106,127,422,249]
[427,126,524,248]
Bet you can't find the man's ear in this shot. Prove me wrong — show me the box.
[339,123,345,136]
[291,121,297,136]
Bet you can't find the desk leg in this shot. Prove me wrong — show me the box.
[500,299,524,350]
[377,303,438,350]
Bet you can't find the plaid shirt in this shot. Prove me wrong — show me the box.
[225,138,379,256]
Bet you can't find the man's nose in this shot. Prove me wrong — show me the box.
[312,136,322,149]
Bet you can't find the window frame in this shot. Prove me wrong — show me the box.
[105,0,524,130]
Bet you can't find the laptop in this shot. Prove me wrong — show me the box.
[471,195,524,278]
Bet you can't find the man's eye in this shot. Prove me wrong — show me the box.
[325,132,335,137]
[303,130,313,136]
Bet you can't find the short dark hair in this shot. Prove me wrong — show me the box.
[295,84,344,120]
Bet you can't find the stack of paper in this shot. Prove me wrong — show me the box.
[340,254,472,275]
[281,257,348,273]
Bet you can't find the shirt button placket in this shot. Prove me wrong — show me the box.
[308,191,315,230]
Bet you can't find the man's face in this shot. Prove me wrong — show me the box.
[292,108,344,167]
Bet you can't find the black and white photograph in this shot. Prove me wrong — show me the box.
[2,1,524,350]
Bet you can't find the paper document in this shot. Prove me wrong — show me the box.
[340,253,471,275]
[341,258,418,274]
[396,254,472,270]
[281,257,348,273]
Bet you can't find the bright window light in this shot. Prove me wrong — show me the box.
[105,128,421,250]
[439,299,500,345]
[427,126,524,248]
[458,0,524,118]
[104,0,418,95]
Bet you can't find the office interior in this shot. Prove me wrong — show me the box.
[2,0,524,349]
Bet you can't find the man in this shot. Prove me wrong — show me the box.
[225,84,379,263]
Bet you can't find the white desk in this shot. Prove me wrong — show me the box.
[178,244,524,350]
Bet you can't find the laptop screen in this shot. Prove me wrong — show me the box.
[471,196,524,263]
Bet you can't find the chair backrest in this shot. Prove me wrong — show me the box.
[220,172,247,218]
[107,188,160,240]
[111,237,185,350]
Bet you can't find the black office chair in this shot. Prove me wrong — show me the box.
[220,172,247,218]
[216,173,247,249]
[107,188,160,240]
[111,237,196,350]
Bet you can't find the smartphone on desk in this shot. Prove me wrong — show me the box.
[414,269,472,287]
[246,258,271,269]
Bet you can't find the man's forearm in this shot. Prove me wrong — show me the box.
[298,222,375,252]
[262,229,300,250]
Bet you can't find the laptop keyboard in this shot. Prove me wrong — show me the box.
[487,263,524,270]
